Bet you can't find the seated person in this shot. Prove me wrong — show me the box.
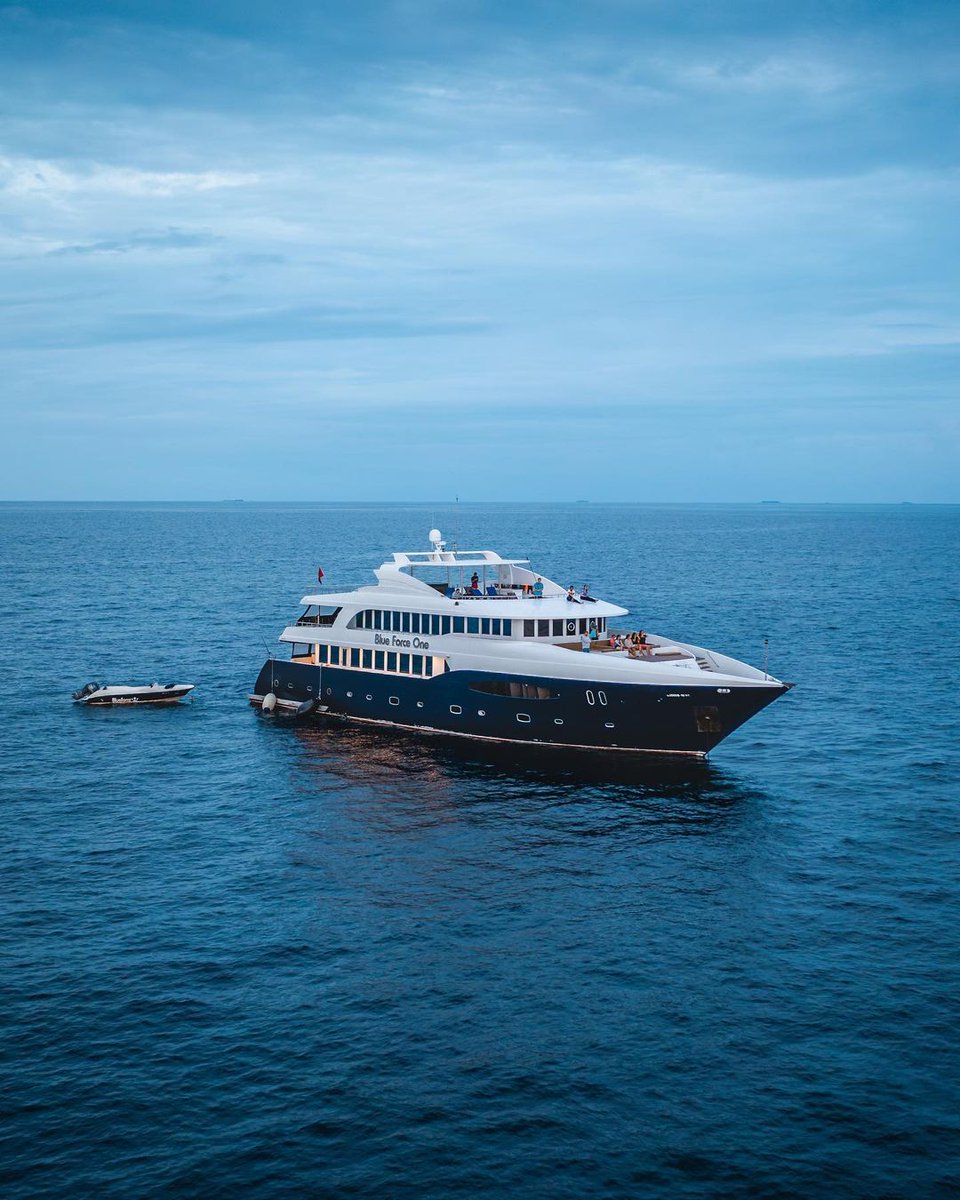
[580,584,596,602]
[566,586,580,603]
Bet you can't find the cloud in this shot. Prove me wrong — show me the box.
[0,156,259,197]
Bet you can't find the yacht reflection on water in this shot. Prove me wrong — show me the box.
[283,716,758,831]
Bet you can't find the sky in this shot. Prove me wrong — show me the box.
[1,0,959,501]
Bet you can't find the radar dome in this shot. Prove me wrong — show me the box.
[428,528,442,544]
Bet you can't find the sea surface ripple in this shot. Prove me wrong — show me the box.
[1,502,958,1198]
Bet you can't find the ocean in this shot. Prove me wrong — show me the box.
[1,502,957,1198]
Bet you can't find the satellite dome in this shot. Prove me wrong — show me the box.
[428,528,442,544]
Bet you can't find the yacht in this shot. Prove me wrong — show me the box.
[250,531,792,757]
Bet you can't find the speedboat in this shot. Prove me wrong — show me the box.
[72,682,195,706]
[250,530,793,757]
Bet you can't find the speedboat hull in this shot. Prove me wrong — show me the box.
[73,683,195,706]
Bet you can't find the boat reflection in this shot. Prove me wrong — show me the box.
[285,717,761,836]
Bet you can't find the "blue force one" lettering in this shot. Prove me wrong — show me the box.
[374,632,430,650]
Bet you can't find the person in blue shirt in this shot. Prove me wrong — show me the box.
[533,577,544,599]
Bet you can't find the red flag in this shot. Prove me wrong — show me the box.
[317,567,324,583]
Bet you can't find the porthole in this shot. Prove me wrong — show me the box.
[585,690,595,706]
[598,691,607,705]
[346,690,353,698]
[325,688,332,696]
[272,678,279,688]
[417,701,424,708]
[478,710,486,717]
[365,694,373,701]
[307,686,314,693]
[604,722,615,729]
[450,705,462,715]
[287,683,294,690]
[554,718,564,726]
[389,696,399,706]
[517,713,531,723]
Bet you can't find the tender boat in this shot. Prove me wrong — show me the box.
[72,682,195,706]
[250,530,793,757]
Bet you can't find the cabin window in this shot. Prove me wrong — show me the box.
[350,648,360,667]
[411,613,421,634]
[490,619,500,636]
[467,618,480,634]
[431,615,440,636]
[399,653,410,673]
[469,681,555,700]
[579,619,588,634]
[362,649,372,669]
[387,652,397,672]
[374,651,385,671]
[441,617,451,635]
[695,706,723,734]
[454,617,465,633]
[523,620,535,637]
[400,611,410,633]
[503,620,513,636]
[517,713,531,724]
[318,645,328,664]
[424,657,434,677]
[537,620,550,638]
[290,643,311,658]
[411,656,422,676]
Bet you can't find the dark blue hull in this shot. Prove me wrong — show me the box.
[252,660,789,756]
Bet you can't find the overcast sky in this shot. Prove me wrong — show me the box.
[2,0,958,500]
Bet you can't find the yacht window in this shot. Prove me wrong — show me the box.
[399,653,410,673]
[412,655,422,676]
[450,705,462,715]
[387,652,397,672]
[523,620,535,637]
[469,681,555,700]
[503,620,513,636]
[579,619,588,634]
[374,651,385,671]
[453,617,465,634]
[318,645,329,664]
[290,643,311,659]
[491,619,501,636]
[441,617,451,635]
[431,615,440,636]
[401,611,410,633]
[598,618,606,633]
[481,618,491,635]
[424,657,433,677]
[467,618,480,634]
[394,611,403,632]
[552,620,564,637]
[389,696,399,706]
[517,713,531,723]
[537,620,550,638]
[350,648,360,667]
[362,649,372,669]
[411,613,421,634]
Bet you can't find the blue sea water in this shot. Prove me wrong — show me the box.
[1,502,958,1199]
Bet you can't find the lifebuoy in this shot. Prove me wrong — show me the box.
[566,620,576,634]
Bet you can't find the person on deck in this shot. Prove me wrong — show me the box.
[566,586,580,603]
[470,572,480,593]
[533,577,544,599]
[580,631,591,652]
[580,584,595,602]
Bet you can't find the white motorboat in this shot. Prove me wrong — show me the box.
[72,682,195,706]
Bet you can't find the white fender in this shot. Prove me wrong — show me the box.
[262,692,277,712]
